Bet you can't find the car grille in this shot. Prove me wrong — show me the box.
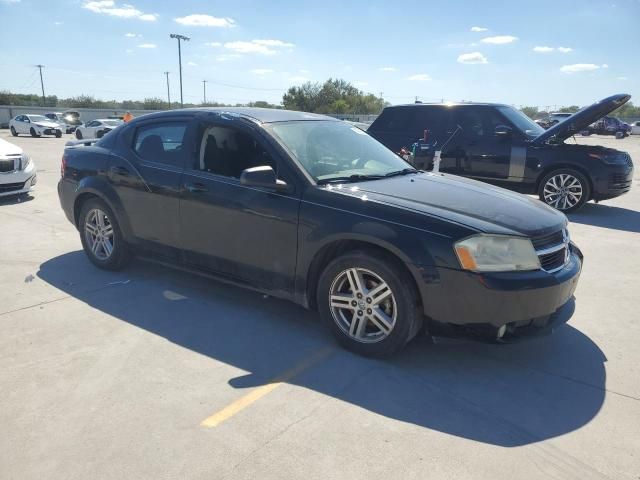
[532,228,569,273]
[0,158,17,173]
[0,181,25,193]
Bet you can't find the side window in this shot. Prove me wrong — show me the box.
[454,107,506,139]
[133,122,187,167]
[88,121,99,127]
[412,107,450,142]
[371,107,414,132]
[196,124,276,179]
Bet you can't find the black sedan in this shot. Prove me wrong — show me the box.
[58,108,582,356]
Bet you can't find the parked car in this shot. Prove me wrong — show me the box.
[548,112,573,126]
[630,121,640,135]
[58,108,583,356]
[9,114,63,138]
[75,118,123,140]
[44,112,77,133]
[367,94,634,212]
[585,116,631,138]
[0,138,37,197]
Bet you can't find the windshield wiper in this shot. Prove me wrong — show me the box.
[384,168,419,178]
[317,174,384,185]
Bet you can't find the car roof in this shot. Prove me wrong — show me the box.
[137,107,338,124]
[385,102,511,109]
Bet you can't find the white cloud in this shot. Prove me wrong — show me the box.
[174,14,235,27]
[557,46,573,53]
[137,43,156,48]
[481,35,518,44]
[533,46,554,53]
[379,66,397,72]
[457,52,488,64]
[601,63,609,68]
[124,32,141,37]
[223,39,294,55]
[470,26,488,32]
[289,76,309,83]
[54,21,63,25]
[82,1,157,21]
[250,68,274,75]
[187,61,198,66]
[204,42,222,47]
[253,39,294,48]
[406,74,431,81]
[560,63,601,73]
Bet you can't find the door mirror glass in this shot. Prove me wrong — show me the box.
[494,125,512,137]
[240,165,287,192]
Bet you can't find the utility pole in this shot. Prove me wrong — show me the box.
[36,64,45,106]
[169,33,190,108]
[164,71,171,109]
[202,80,207,104]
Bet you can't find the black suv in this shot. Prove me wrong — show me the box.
[368,94,634,212]
[59,108,582,356]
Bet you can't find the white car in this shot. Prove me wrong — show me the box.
[75,119,123,140]
[44,112,78,134]
[0,138,36,197]
[10,114,63,138]
[630,121,640,135]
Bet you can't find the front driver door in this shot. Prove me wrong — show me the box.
[179,119,300,294]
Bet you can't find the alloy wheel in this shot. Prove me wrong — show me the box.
[329,268,397,343]
[543,173,583,210]
[84,208,114,260]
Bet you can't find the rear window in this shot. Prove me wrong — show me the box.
[370,107,414,132]
[133,122,187,167]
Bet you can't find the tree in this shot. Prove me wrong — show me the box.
[282,79,385,114]
[558,105,580,113]
[520,106,539,119]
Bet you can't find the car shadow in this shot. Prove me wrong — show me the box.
[0,193,34,205]
[568,203,640,233]
[37,251,607,448]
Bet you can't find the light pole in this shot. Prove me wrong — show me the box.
[164,71,171,109]
[169,33,190,107]
[202,80,207,104]
[36,64,45,106]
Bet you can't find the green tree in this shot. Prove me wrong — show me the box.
[520,106,539,119]
[282,79,384,114]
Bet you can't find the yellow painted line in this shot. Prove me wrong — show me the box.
[201,346,335,428]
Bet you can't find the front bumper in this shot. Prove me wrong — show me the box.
[415,244,583,340]
[0,163,37,197]
[592,162,633,200]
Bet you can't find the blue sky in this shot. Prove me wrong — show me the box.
[0,0,638,108]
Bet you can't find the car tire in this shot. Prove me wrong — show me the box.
[55,131,62,138]
[97,130,104,139]
[10,126,17,136]
[538,168,590,213]
[79,198,131,271]
[75,130,83,140]
[30,127,40,138]
[317,250,423,357]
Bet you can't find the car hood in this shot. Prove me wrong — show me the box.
[0,138,23,156]
[331,173,567,237]
[533,93,631,145]
[34,121,61,128]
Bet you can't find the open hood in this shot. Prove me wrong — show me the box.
[533,93,630,145]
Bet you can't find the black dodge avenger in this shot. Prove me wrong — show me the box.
[58,108,582,356]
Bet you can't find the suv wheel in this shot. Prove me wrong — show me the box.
[10,126,17,136]
[79,199,131,270]
[317,251,422,357]
[538,169,590,213]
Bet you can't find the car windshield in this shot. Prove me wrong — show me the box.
[102,120,122,126]
[497,106,545,139]
[27,115,49,122]
[269,120,414,184]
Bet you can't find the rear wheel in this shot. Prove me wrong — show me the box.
[538,169,590,213]
[96,130,104,139]
[55,131,62,138]
[75,129,83,140]
[317,251,423,357]
[10,126,17,136]
[79,198,131,270]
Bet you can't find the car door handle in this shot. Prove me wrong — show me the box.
[186,182,208,193]
[109,166,130,176]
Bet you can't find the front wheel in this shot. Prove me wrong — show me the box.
[79,198,131,270]
[55,131,62,138]
[30,127,40,138]
[317,251,423,357]
[75,129,83,140]
[538,169,590,212]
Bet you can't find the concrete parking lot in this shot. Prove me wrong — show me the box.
[1,129,639,480]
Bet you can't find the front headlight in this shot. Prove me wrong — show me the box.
[20,153,31,170]
[454,235,540,272]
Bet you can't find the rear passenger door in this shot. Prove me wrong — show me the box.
[108,118,193,255]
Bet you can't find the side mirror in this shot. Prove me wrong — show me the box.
[240,165,287,192]
[494,125,512,137]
